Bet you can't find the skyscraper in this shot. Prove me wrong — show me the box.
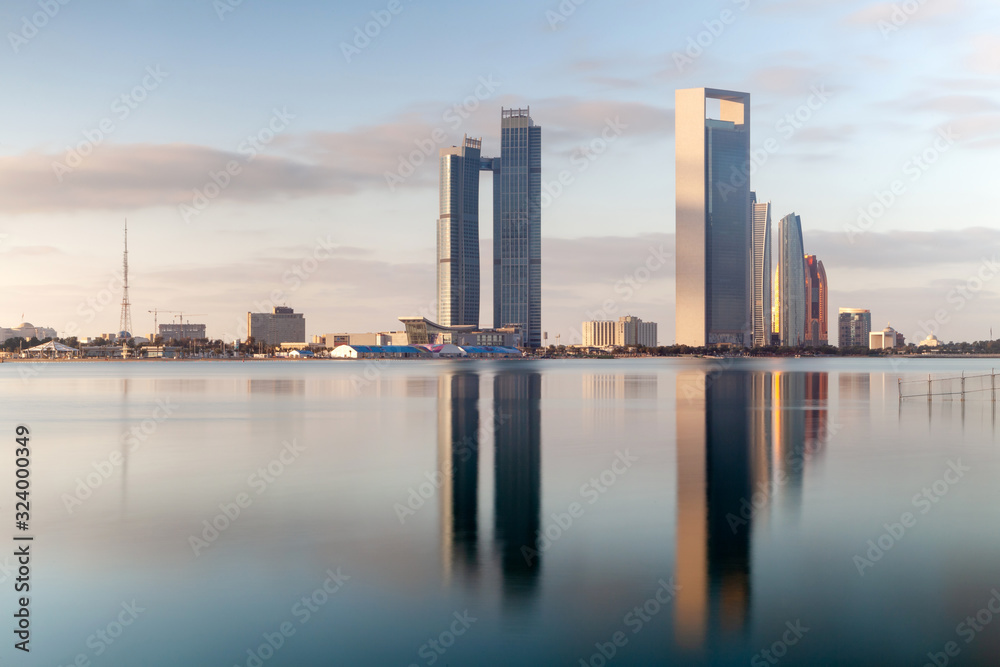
[493,108,542,348]
[775,213,806,346]
[804,255,828,346]
[838,308,871,348]
[675,88,752,347]
[437,136,482,328]
[751,193,772,347]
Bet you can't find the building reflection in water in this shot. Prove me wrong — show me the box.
[583,374,658,429]
[436,370,542,605]
[675,370,828,649]
[437,372,481,586]
[493,371,542,604]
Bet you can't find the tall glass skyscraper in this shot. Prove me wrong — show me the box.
[775,213,806,346]
[804,255,828,346]
[437,136,482,328]
[751,193,772,347]
[675,88,752,347]
[493,108,542,348]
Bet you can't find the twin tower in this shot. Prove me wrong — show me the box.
[437,108,542,348]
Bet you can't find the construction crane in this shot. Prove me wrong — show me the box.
[149,309,182,339]
[148,310,207,339]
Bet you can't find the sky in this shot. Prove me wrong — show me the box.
[1,0,999,345]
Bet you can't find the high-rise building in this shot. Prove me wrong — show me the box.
[493,108,542,348]
[804,255,828,346]
[774,213,806,346]
[751,194,771,347]
[247,306,306,346]
[438,136,482,328]
[838,308,871,348]
[675,88,752,347]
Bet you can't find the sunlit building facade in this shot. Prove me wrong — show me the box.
[751,194,772,347]
[775,213,806,346]
[675,88,752,347]
[804,255,828,346]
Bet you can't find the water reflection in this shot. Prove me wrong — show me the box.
[436,370,543,606]
[582,374,658,429]
[493,371,542,604]
[675,370,828,650]
[438,373,480,586]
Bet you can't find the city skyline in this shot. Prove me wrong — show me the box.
[2,1,999,345]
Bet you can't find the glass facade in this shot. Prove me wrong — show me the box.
[838,309,871,348]
[751,195,771,347]
[493,109,542,348]
[776,213,806,346]
[804,255,827,346]
[706,120,751,345]
[437,137,482,328]
[675,89,752,347]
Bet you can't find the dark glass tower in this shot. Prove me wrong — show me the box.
[675,88,752,347]
[437,136,482,327]
[493,108,542,348]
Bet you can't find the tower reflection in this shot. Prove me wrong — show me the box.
[437,369,543,604]
[493,371,542,603]
[438,372,481,586]
[675,369,827,649]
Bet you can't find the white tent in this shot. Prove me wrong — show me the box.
[25,340,78,357]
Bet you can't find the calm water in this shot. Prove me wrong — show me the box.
[4,358,1000,666]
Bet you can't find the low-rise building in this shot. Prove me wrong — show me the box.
[870,325,898,349]
[918,334,941,348]
[159,323,207,340]
[582,315,658,348]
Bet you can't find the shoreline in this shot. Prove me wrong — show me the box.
[4,354,1000,363]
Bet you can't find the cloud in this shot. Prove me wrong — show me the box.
[844,0,967,27]
[810,227,1000,270]
[0,96,672,213]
